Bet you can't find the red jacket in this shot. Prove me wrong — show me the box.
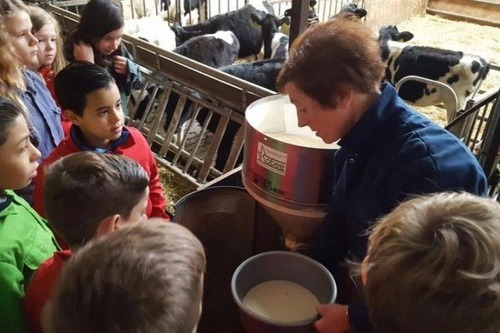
[23,250,72,333]
[33,126,169,220]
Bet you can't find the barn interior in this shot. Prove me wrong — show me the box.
[41,0,499,332]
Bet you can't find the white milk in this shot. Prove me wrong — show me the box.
[242,280,320,323]
[265,131,339,149]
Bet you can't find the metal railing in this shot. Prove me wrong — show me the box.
[445,87,500,199]
[48,4,275,187]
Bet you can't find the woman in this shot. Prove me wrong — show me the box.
[276,13,488,333]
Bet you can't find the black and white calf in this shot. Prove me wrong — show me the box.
[378,25,490,121]
[173,30,240,68]
[251,13,289,59]
[333,3,367,20]
[171,4,270,58]
[218,58,284,92]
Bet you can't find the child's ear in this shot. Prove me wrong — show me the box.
[66,110,81,125]
[95,214,121,238]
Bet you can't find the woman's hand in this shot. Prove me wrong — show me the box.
[314,303,351,333]
[113,55,128,75]
[73,42,94,63]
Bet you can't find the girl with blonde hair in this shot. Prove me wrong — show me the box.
[0,0,64,203]
[28,5,71,134]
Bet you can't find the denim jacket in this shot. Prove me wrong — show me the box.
[20,70,64,161]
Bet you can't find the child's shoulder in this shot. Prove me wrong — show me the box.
[0,191,55,266]
[124,125,148,143]
[24,70,45,84]
[42,137,78,166]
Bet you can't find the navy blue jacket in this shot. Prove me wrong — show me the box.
[311,84,487,332]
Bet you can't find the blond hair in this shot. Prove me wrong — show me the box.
[0,9,26,109]
[365,192,500,333]
[46,221,206,333]
[27,5,66,74]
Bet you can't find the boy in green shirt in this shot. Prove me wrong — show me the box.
[0,96,59,332]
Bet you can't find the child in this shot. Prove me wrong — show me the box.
[63,0,142,114]
[0,0,64,161]
[45,221,206,333]
[28,5,71,136]
[0,96,59,333]
[33,61,169,220]
[24,151,150,333]
[1,0,64,204]
[363,192,500,333]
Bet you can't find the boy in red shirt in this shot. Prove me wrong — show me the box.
[24,152,151,333]
[33,61,169,220]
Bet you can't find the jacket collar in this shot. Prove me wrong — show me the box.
[338,84,406,156]
[70,125,131,153]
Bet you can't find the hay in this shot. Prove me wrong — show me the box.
[159,166,197,216]
[394,14,500,126]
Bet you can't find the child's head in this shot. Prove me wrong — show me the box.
[43,151,150,249]
[46,220,206,333]
[364,192,500,333]
[54,61,124,148]
[0,0,39,68]
[27,5,66,73]
[77,0,124,56]
[0,96,41,190]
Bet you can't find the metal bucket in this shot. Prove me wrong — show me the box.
[175,186,285,333]
[242,94,338,207]
[242,94,338,249]
[231,251,337,333]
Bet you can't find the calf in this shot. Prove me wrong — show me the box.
[171,4,268,58]
[333,3,367,20]
[218,58,284,92]
[173,30,240,68]
[251,12,289,59]
[181,0,204,16]
[378,25,490,121]
[125,16,177,50]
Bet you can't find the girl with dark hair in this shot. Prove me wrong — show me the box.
[63,0,142,114]
[0,96,59,333]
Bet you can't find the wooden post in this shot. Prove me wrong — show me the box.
[289,0,310,45]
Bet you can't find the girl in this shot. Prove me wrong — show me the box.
[0,0,64,203]
[0,96,59,333]
[0,0,64,162]
[28,5,71,135]
[64,0,142,115]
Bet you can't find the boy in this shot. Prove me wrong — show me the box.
[33,61,169,220]
[0,96,59,333]
[362,192,500,333]
[45,221,206,333]
[24,152,150,333]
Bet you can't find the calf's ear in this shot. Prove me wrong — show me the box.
[399,31,414,42]
[251,13,263,25]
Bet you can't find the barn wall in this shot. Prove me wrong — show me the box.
[364,0,428,30]
[427,0,500,27]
